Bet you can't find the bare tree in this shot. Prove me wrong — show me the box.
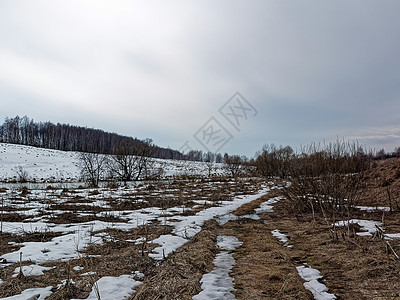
[16,166,29,183]
[224,155,243,177]
[109,139,138,183]
[109,138,156,182]
[205,162,214,177]
[78,152,107,187]
[135,138,156,180]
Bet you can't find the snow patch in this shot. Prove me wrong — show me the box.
[296,265,336,300]
[334,219,382,236]
[216,235,243,251]
[255,196,282,214]
[148,235,188,260]
[193,236,242,300]
[385,233,400,239]
[72,275,142,300]
[1,286,53,300]
[356,206,390,212]
[149,188,269,260]
[12,264,55,277]
[271,229,292,248]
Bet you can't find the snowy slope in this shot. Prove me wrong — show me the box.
[0,143,79,181]
[0,143,225,182]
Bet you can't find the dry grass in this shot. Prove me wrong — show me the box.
[225,221,310,299]
[0,224,169,299]
[3,170,399,299]
[131,221,218,300]
[268,197,400,299]
[361,158,400,209]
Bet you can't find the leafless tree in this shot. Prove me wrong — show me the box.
[109,138,156,182]
[16,166,29,183]
[205,162,214,177]
[224,155,243,177]
[78,152,107,187]
[135,139,157,180]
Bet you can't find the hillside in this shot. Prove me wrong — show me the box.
[0,116,184,160]
[0,143,225,183]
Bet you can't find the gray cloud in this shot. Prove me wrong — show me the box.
[1,1,400,156]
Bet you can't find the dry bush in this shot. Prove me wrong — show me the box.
[283,141,371,221]
[254,144,294,178]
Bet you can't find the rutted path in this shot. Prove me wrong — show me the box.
[131,189,327,299]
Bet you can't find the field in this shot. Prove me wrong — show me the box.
[0,143,400,299]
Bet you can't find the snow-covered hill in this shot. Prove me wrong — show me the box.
[0,143,225,182]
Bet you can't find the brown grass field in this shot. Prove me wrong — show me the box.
[1,159,400,299]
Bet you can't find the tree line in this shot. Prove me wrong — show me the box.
[0,116,243,163]
[0,116,184,159]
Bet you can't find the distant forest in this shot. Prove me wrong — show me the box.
[0,115,186,160]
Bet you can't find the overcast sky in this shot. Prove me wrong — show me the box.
[1,0,400,157]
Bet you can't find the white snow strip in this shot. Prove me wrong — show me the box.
[80,271,96,276]
[385,233,400,239]
[216,235,243,251]
[240,214,260,220]
[271,229,292,248]
[72,275,141,300]
[296,266,336,300]
[1,286,53,300]
[216,213,238,226]
[12,264,55,277]
[193,236,242,300]
[148,235,188,260]
[356,206,390,212]
[255,196,282,214]
[0,279,3,286]
[150,188,269,260]
[216,213,260,226]
[334,219,382,236]
[174,188,269,239]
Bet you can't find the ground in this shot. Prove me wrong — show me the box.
[0,144,400,299]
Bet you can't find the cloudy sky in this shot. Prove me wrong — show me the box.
[1,0,400,156]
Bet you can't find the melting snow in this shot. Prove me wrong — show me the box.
[150,188,269,260]
[334,219,382,236]
[192,236,243,300]
[356,206,390,212]
[385,233,400,239]
[12,264,55,277]
[271,229,293,248]
[71,275,142,300]
[255,196,282,214]
[216,213,260,226]
[296,265,336,300]
[0,286,53,300]
[149,234,188,260]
